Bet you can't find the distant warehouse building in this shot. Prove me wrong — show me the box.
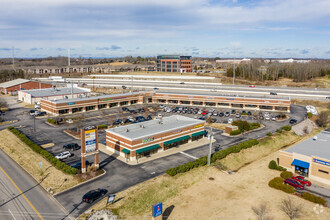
[106,115,205,161]
[157,55,192,73]
[0,78,52,95]
[278,130,330,185]
[18,86,91,104]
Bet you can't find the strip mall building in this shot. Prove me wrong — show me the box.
[41,91,291,115]
[106,115,205,161]
[279,130,330,185]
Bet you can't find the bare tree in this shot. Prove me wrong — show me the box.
[316,111,329,127]
[280,197,303,220]
[251,203,273,220]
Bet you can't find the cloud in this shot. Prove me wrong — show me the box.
[57,48,65,51]
[136,47,140,50]
[325,51,330,54]
[300,49,309,54]
[30,47,43,51]
[0,48,11,51]
[192,48,199,51]
[192,52,199,55]
[96,45,122,50]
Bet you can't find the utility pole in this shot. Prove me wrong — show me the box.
[207,127,213,166]
[71,82,74,98]
[12,46,15,70]
[68,48,70,66]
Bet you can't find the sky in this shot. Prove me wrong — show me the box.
[0,0,329,58]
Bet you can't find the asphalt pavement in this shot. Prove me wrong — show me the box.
[0,95,308,218]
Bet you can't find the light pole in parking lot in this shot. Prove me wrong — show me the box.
[207,127,213,166]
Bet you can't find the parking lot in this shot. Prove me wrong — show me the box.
[0,96,307,217]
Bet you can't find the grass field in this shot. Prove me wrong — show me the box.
[0,129,81,194]
[204,122,227,130]
[79,128,326,219]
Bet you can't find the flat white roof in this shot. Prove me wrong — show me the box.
[0,78,30,88]
[20,87,90,98]
[284,131,330,160]
[106,115,204,141]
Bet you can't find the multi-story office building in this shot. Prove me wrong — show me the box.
[157,55,192,73]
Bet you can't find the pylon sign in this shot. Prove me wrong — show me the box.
[81,125,99,173]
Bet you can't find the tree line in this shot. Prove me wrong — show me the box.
[0,69,25,83]
[226,61,330,82]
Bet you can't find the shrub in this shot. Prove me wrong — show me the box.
[278,166,287,171]
[8,127,77,175]
[282,125,292,131]
[47,118,56,124]
[280,171,293,179]
[307,112,313,118]
[267,132,272,136]
[165,139,260,176]
[301,192,326,205]
[276,129,282,133]
[268,177,294,194]
[269,160,278,169]
[97,124,107,129]
[230,130,242,136]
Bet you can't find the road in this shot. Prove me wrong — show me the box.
[35,78,330,100]
[0,149,70,220]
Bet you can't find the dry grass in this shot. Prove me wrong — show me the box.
[79,129,327,220]
[0,129,80,194]
[205,123,227,130]
[220,129,321,171]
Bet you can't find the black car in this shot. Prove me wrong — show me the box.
[219,112,224,117]
[71,160,91,169]
[146,115,152,120]
[63,143,80,151]
[129,110,137,114]
[122,107,130,112]
[113,119,123,125]
[289,118,297,124]
[247,111,252,115]
[211,118,217,123]
[231,110,236,114]
[124,119,133,124]
[270,92,277,95]
[82,189,107,203]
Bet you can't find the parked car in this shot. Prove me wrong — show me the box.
[17,100,22,103]
[271,115,277,121]
[159,105,165,109]
[219,112,224,117]
[235,113,241,118]
[225,112,230,117]
[198,110,203,114]
[66,119,73,124]
[63,143,80,151]
[71,160,91,169]
[129,110,137,114]
[247,111,252,116]
[180,82,185,84]
[228,118,233,124]
[55,151,71,160]
[259,115,264,120]
[270,92,277,95]
[82,189,107,203]
[284,178,304,190]
[202,110,208,116]
[153,88,159,90]
[113,119,123,125]
[146,115,152,120]
[122,107,130,112]
[265,115,270,120]
[292,176,311,186]
[213,111,218,116]
[34,104,41,109]
[29,110,37,116]
[211,118,217,123]
[231,110,236,114]
[249,85,255,88]
[289,118,297,124]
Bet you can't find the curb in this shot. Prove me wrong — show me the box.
[45,121,60,128]
[55,169,107,196]
[0,148,74,220]
[63,130,81,140]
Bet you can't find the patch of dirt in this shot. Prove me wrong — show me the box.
[292,119,318,136]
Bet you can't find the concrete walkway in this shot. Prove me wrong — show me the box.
[98,137,215,165]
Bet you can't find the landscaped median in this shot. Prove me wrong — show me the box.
[0,128,103,194]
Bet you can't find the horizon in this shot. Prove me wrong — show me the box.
[0,0,329,59]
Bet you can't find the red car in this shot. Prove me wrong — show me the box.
[292,176,311,186]
[249,85,255,88]
[284,178,304,190]
[202,110,208,116]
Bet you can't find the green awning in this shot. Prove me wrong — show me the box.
[164,135,191,145]
[136,144,160,154]
[192,130,206,137]
[121,148,130,154]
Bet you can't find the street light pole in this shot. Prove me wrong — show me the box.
[207,127,213,166]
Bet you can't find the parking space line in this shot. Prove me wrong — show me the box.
[180,151,197,160]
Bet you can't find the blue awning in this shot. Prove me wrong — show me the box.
[292,159,310,169]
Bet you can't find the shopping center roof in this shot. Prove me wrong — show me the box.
[284,131,330,160]
[0,78,30,88]
[106,115,204,140]
[49,92,139,104]
[22,87,90,97]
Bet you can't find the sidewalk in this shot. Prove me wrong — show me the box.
[98,137,215,165]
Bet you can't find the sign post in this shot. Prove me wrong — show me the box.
[152,202,163,220]
[106,194,116,207]
[81,125,99,173]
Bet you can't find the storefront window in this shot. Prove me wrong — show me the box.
[164,139,189,150]
[136,148,158,159]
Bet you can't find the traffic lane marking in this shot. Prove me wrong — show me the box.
[0,166,44,220]
[180,151,198,160]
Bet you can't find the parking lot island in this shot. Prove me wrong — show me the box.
[106,115,206,161]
